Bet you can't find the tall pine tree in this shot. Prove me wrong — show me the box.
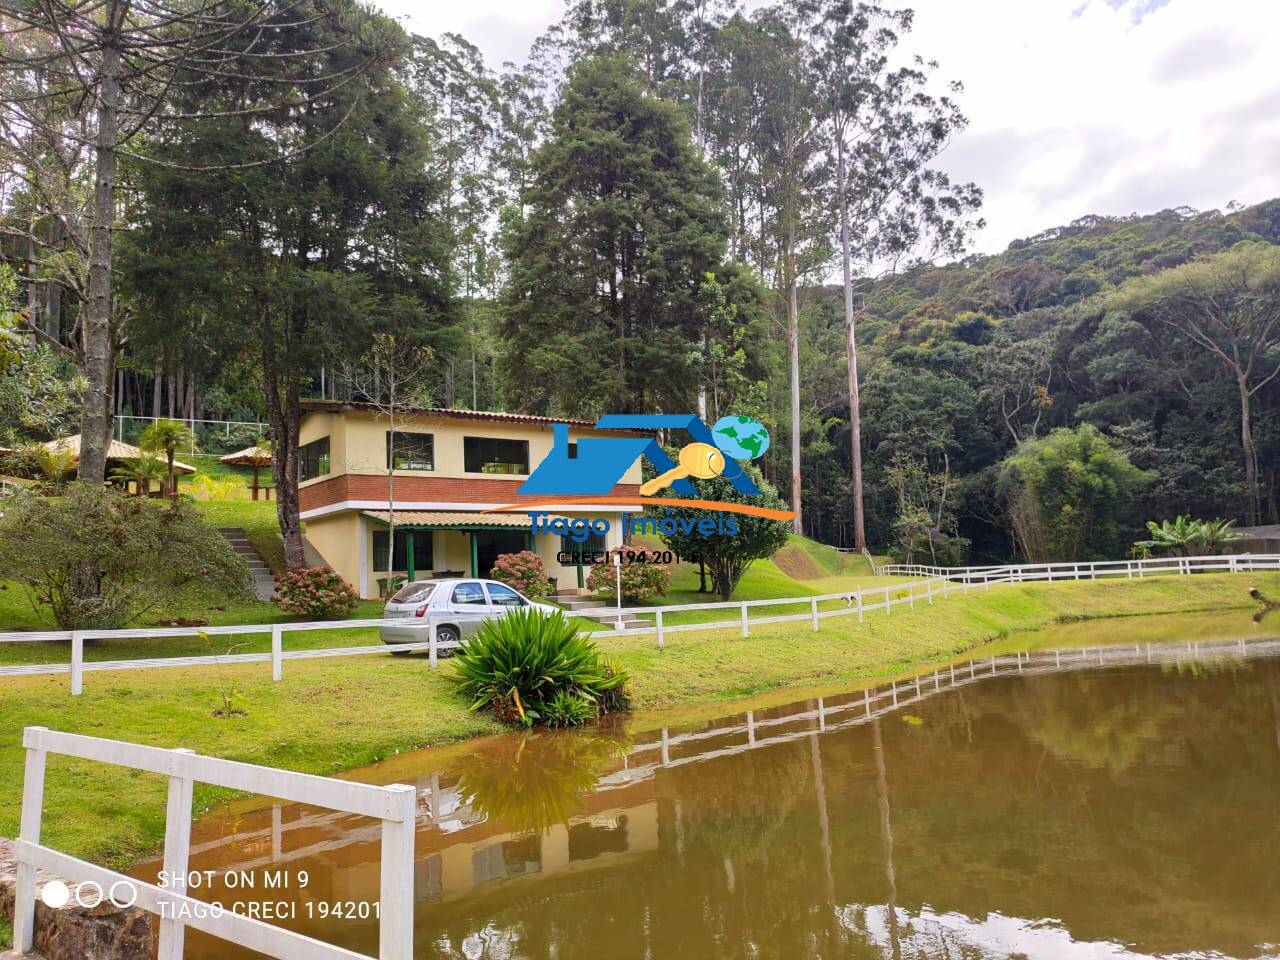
[500,54,732,417]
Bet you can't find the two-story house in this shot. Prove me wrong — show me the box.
[296,400,645,597]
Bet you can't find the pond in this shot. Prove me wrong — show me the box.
[135,610,1280,959]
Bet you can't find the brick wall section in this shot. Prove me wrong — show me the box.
[300,475,642,512]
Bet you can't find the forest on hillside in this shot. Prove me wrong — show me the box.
[1,0,1278,566]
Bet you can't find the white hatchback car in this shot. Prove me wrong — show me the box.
[379,577,559,651]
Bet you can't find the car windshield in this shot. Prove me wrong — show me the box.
[390,581,437,604]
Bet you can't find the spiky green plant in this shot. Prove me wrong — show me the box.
[111,456,166,496]
[139,418,196,496]
[449,608,630,727]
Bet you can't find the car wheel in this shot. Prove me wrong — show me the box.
[434,625,461,651]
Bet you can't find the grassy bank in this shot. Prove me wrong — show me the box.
[0,572,1273,873]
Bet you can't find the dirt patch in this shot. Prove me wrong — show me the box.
[771,545,824,580]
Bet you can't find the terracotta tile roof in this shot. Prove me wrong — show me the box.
[44,435,197,473]
[300,399,654,433]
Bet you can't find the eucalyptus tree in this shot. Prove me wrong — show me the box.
[0,0,392,481]
[805,0,982,550]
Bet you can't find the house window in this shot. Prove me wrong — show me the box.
[464,437,529,475]
[298,437,330,482]
[560,532,606,560]
[388,431,434,471]
[567,441,578,460]
[373,529,433,571]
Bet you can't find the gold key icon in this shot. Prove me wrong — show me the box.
[640,442,726,495]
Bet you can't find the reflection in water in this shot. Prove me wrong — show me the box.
[137,623,1280,960]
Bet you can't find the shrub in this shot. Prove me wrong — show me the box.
[450,607,631,728]
[273,566,359,619]
[586,549,670,603]
[489,550,552,599]
[998,424,1148,562]
[0,482,252,629]
[655,466,790,599]
[542,689,601,728]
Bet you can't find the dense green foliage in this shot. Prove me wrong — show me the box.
[0,483,252,628]
[450,608,630,728]
[797,204,1280,558]
[5,0,1279,565]
[997,425,1148,562]
[500,54,761,416]
[657,466,791,598]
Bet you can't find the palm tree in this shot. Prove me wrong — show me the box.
[1138,515,1247,557]
[1137,515,1201,557]
[111,456,166,497]
[1199,518,1245,555]
[139,418,196,497]
[27,446,75,491]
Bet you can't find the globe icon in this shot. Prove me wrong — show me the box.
[711,415,770,460]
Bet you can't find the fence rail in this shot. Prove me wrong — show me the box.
[879,553,1280,580]
[0,554,1276,696]
[11,726,417,960]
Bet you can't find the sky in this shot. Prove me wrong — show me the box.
[382,0,1280,255]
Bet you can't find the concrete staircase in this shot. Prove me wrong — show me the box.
[553,588,649,630]
[218,528,276,600]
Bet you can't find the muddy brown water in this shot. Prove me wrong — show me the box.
[134,610,1280,959]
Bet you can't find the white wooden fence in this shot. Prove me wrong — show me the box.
[11,726,418,960]
[0,554,1275,695]
[880,553,1280,581]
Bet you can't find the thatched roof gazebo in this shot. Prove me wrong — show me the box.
[219,445,273,500]
[44,435,197,475]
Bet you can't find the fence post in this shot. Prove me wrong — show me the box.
[656,609,665,650]
[926,580,933,605]
[157,748,196,960]
[884,586,891,616]
[740,602,749,638]
[428,618,438,670]
[856,591,864,623]
[13,727,48,954]
[810,597,819,632]
[271,624,283,682]
[71,629,84,696]
[380,784,418,960]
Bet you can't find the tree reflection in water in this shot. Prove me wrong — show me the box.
[452,727,631,834]
[174,627,1280,960]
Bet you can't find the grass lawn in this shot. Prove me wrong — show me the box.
[0,570,1272,875]
[0,529,893,659]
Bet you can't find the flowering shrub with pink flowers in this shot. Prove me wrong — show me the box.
[586,549,670,603]
[273,566,359,619]
[489,550,553,599]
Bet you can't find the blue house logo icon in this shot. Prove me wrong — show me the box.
[519,414,765,498]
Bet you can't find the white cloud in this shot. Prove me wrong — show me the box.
[381,0,1280,254]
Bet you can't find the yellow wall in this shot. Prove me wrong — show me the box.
[305,510,626,598]
[301,511,363,592]
[298,410,644,490]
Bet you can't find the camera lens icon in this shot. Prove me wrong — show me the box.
[40,878,138,910]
